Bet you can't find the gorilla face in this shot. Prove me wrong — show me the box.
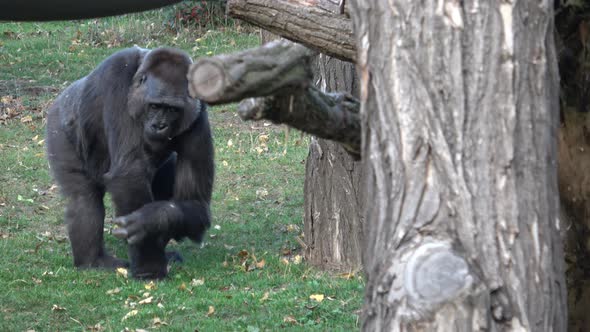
[128,48,201,152]
[143,103,182,144]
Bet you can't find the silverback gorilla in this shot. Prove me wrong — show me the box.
[45,47,214,279]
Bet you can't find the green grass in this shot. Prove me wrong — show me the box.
[0,10,363,332]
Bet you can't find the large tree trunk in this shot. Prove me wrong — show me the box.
[350,0,567,330]
[304,54,364,271]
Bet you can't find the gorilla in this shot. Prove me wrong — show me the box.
[45,47,214,279]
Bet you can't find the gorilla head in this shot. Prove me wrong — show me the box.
[129,49,199,150]
[46,47,214,279]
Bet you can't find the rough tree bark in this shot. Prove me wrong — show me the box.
[227,0,355,62]
[303,54,364,271]
[350,0,566,330]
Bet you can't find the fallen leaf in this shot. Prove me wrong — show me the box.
[116,267,128,279]
[87,323,105,331]
[106,288,121,295]
[138,297,153,305]
[309,294,325,302]
[144,281,157,290]
[151,317,168,328]
[237,250,249,258]
[255,259,266,269]
[121,309,138,321]
[260,291,269,302]
[293,255,302,265]
[51,304,66,312]
[191,278,205,287]
[280,258,290,265]
[178,282,187,291]
[283,315,297,324]
[207,305,215,317]
[21,115,32,123]
[258,134,269,143]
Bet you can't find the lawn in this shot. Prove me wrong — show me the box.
[0,9,363,331]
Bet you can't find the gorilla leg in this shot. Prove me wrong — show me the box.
[46,120,126,269]
[64,189,126,268]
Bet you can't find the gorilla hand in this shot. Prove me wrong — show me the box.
[112,202,180,245]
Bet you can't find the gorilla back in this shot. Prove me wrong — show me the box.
[46,47,214,279]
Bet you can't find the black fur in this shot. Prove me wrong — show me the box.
[45,47,214,279]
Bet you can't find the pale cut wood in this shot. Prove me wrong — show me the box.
[188,40,315,104]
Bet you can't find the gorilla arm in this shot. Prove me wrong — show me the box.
[113,111,214,244]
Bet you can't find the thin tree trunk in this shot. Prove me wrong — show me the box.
[350,0,567,330]
[256,17,364,272]
[304,54,364,271]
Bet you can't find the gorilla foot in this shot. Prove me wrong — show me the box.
[76,254,129,270]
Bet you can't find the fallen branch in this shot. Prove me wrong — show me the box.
[188,40,316,104]
[238,88,361,158]
[188,40,360,158]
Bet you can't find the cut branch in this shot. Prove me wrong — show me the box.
[238,88,361,158]
[227,0,356,62]
[188,40,316,104]
[188,39,360,157]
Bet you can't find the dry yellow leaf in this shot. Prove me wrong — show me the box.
[309,294,325,302]
[207,305,215,317]
[116,267,128,278]
[260,291,269,301]
[151,317,168,327]
[138,296,153,305]
[255,259,266,269]
[106,287,121,295]
[284,315,297,324]
[191,278,205,287]
[121,309,138,321]
[144,281,157,290]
